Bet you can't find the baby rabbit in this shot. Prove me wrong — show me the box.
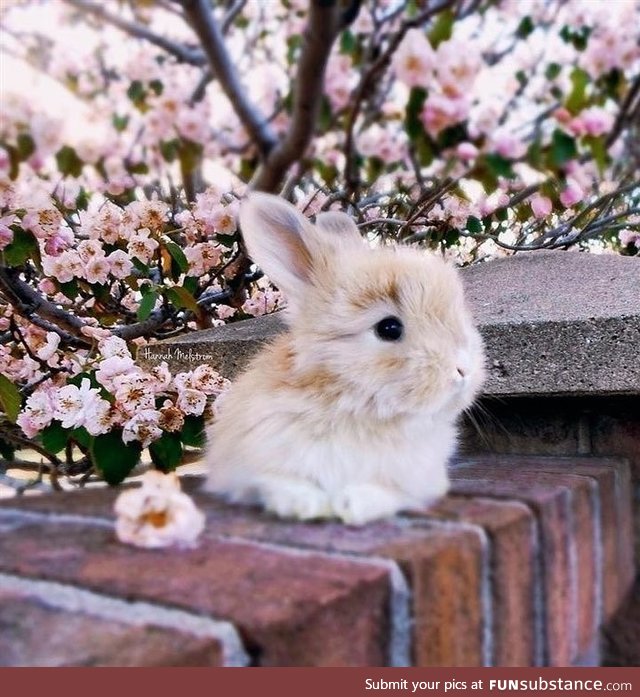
[205,193,485,525]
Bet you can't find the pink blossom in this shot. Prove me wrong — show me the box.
[210,202,238,235]
[619,229,640,247]
[490,130,527,160]
[107,249,134,279]
[176,107,210,145]
[147,361,172,392]
[480,191,509,217]
[85,202,125,244]
[530,194,553,219]
[176,388,207,416]
[0,222,13,250]
[434,39,481,98]
[95,355,136,391]
[114,471,205,549]
[35,332,60,362]
[559,179,584,208]
[358,124,407,164]
[114,375,157,415]
[17,389,55,438]
[127,227,159,264]
[43,232,71,256]
[122,409,162,448]
[456,142,479,161]
[22,206,63,240]
[84,256,110,285]
[216,304,236,320]
[392,28,435,88]
[42,250,83,283]
[77,239,106,263]
[191,365,229,396]
[580,107,614,137]
[53,378,107,431]
[38,278,57,295]
[420,94,469,138]
[99,335,131,359]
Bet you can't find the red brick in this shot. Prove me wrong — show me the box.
[455,463,597,658]
[178,495,487,667]
[456,456,634,618]
[0,518,390,666]
[449,466,594,666]
[1,488,486,667]
[424,496,537,666]
[0,587,224,667]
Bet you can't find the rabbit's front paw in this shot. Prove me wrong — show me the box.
[333,484,404,526]
[261,480,332,521]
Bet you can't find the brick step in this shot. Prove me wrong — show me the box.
[0,456,634,667]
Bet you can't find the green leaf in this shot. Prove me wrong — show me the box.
[428,9,455,48]
[40,422,69,454]
[405,87,428,141]
[2,227,38,267]
[0,436,15,461]
[484,153,516,179]
[149,431,183,472]
[166,285,200,313]
[340,29,356,54]
[71,426,92,448]
[549,129,577,167]
[91,431,142,486]
[16,133,35,160]
[181,415,206,448]
[112,114,129,132]
[159,139,179,163]
[127,79,146,106]
[59,279,79,300]
[0,374,21,423]
[128,162,149,175]
[584,135,608,175]
[317,96,332,131]
[516,16,534,39]
[149,79,164,95]
[165,242,189,273]
[132,257,150,275]
[178,139,203,173]
[215,233,236,249]
[545,62,561,80]
[565,67,590,115]
[183,276,198,295]
[466,216,483,234]
[137,290,158,321]
[55,145,84,178]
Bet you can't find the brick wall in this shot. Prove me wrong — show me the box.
[0,455,634,667]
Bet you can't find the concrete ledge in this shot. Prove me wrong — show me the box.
[147,251,640,398]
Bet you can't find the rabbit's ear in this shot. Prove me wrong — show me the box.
[239,193,314,297]
[314,211,364,250]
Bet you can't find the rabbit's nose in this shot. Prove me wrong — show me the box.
[456,366,466,379]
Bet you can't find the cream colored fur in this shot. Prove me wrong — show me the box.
[204,193,485,524]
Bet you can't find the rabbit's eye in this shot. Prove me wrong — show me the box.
[374,316,404,341]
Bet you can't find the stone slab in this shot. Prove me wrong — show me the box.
[140,251,640,397]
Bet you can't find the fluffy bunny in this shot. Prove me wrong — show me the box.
[204,193,485,525]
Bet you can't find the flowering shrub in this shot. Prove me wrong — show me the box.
[0,0,638,489]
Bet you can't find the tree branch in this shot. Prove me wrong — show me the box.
[61,0,207,66]
[180,0,278,158]
[0,267,92,347]
[250,0,348,192]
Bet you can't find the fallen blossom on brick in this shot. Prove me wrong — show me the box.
[114,470,205,549]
